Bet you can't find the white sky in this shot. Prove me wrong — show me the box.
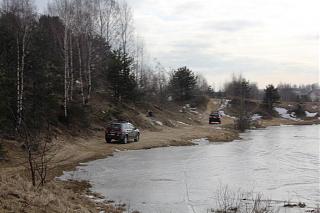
[36,0,319,89]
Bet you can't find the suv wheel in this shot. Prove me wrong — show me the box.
[105,135,111,143]
[134,134,140,142]
[123,135,128,144]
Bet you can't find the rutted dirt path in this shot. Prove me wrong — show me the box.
[52,99,238,178]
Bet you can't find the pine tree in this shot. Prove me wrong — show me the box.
[169,66,197,101]
[107,49,137,102]
[264,84,280,112]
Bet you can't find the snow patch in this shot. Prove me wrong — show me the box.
[177,121,190,126]
[274,107,300,121]
[154,121,163,126]
[219,110,236,119]
[251,114,262,121]
[218,99,231,110]
[305,111,318,117]
[192,138,209,145]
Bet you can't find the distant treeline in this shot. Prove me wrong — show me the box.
[222,75,318,102]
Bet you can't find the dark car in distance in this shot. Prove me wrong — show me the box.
[105,122,140,144]
[209,112,221,124]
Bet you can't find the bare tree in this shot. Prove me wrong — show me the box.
[1,0,35,128]
[17,121,56,187]
[117,1,134,55]
[94,0,119,44]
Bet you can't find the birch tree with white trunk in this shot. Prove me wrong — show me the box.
[1,0,35,127]
[49,0,74,118]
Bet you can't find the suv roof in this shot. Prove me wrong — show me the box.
[111,120,130,123]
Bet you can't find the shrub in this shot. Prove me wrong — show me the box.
[234,116,250,132]
[213,185,274,213]
[291,104,306,118]
[0,142,4,160]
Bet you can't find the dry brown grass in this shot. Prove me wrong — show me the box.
[0,175,126,213]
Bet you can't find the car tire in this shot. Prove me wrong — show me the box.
[134,134,140,142]
[123,135,128,144]
[105,136,111,143]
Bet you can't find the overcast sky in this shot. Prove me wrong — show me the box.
[36,0,319,89]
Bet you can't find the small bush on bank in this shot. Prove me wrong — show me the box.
[234,116,250,132]
[213,185,275,213]
[291,104,306,118]
[0,142,4,160]
[190,95,209,110]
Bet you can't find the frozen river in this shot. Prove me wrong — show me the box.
[60,125,320,213]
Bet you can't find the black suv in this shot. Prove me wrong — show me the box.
[209,112,221,124]
[105,122,140,144]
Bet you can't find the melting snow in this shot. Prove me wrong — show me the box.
[155,121,163,126]
[219,110,236,119]
[177,121,190,126]
[274,107,300,121]
[251,114,262,121]
[305,111,318,117]
[218,99,231,110]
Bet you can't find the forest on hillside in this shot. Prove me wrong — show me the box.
[0,0,318,136]
[0,0,215,135]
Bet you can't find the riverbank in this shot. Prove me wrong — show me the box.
[0,126,241,212]
[59,125,320,213]
[1,99,319,213]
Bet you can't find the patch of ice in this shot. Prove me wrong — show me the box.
[219,110,236,119]
[214,127,222,130]
[274,107,300,121]
[218,99,231,110]
[86,195,95,199]
[192,138,209,145]
[155,121,163,126]
[251,114,262,121]
[305,111,318,117]
[190,110,199,115]
[177,121,190,126]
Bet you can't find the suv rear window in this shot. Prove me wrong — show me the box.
[210,113,219,116]
[111,124,121,130]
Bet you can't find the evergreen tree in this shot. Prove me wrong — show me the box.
[0,12,21,132]
[107,49,137,102]
[22,15,64,128]
[169,66,197,101]
[263,84,280,112]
